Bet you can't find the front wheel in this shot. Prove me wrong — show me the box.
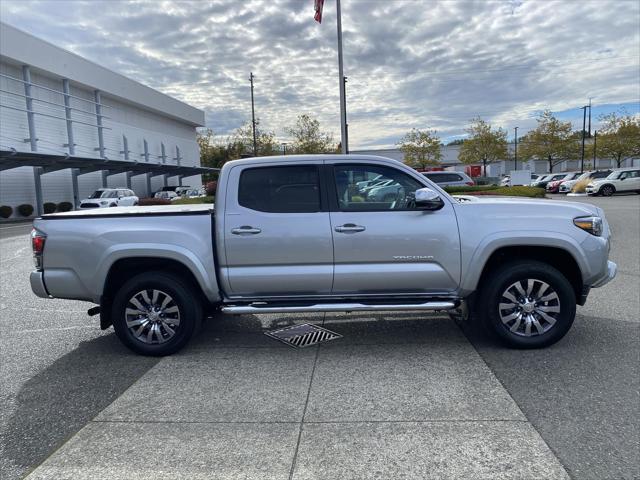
[599,184,615,196]
[479,261,576,349]
[111,271,202,356]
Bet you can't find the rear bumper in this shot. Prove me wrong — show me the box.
[30,270,50,298]
[591,261,617,288]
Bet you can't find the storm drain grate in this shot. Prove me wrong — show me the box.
[265,323,342,348]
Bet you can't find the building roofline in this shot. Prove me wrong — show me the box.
[0,22,205,126]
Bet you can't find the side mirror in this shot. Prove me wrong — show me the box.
[619,175,626,180]
[415,188,445,211]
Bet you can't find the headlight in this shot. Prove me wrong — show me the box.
[573,216,603,236]
[100,200,108,205]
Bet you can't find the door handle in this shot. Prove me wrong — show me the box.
[231,226,262,235]
[335,223,366,233]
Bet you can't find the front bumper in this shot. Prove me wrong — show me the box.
[30,270,50,298]
[592,261,617,288]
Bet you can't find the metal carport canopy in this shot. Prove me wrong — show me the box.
[0,149,218,215]
[0,149,217,176]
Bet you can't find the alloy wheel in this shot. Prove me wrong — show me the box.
[125,289,181,344]
[498,279,560,337]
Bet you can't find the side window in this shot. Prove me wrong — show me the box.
[334,164,424,211]
[238,165,320,213]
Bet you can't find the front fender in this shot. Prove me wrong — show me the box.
[460,230,590,293]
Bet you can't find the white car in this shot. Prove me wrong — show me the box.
[154,191,179,201]
[586,167,640,196]
[559,170,611,193]
[79,188,138,209]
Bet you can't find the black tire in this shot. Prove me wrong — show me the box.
[109,203,117,207]
[111,271,202,356]
[599,184,615,196]
[478,261,576,349]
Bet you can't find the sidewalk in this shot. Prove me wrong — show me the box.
[26,312,569,479]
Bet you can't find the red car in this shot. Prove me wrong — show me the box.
[546,172,580,193]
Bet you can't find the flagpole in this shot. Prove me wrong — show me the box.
[336,0,347,154]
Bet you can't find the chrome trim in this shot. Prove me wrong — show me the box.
[222,301,456,314]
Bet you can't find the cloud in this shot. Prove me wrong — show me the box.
[1,0,638,148]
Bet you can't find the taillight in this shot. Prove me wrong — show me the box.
[466,181,475,186]
[31,228,46,270]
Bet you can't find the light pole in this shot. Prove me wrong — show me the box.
[580,106,588,173]
[514,126,518,171]
[592,130,597,169]
[281,142,287,155]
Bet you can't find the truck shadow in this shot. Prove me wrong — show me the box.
[1,333,159,480]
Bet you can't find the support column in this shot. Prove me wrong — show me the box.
[141,139,152,196]
[120,135,133,190]
[71,169,80,209]
[22,65,43,216]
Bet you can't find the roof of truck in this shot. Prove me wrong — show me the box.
[224,154,403,168]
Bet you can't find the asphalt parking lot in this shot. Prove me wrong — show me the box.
[1,194,638,480]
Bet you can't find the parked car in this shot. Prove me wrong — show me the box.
[559,170,612,193]
[502,173,540,187]
[154,191,179,201]
[586,167,640,196]
[79,188,138,209]
[531,173,567,189]
[421,171,475,187]
[30,154,616,356]
[546,172,581,193]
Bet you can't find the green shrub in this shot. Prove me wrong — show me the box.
[17,204,34,217]
[0,205,13,218]
[57,201,73,212]
[138,198,171,206]
[172,196,215,205]
[451,186,545,198]
[43,202,57,214]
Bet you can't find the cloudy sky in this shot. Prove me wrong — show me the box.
[1,0,638,149]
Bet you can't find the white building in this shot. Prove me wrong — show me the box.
[0,23,210,218]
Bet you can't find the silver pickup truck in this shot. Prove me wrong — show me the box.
[30,155,616,355]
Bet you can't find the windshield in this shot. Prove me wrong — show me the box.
[89,190,106,199]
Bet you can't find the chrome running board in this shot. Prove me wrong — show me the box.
[221,300,457,315]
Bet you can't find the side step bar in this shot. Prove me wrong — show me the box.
[221,301,457,315]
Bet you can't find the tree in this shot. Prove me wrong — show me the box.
[232,119,279,157]
[397,128,442,169]
[196,129,226,182]
[286,114,335,154]
[518,110,579,172]
[458,117,508,175]
[596,112,640,168]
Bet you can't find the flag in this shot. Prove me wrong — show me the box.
[314,0,324,23]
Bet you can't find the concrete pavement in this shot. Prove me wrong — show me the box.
[26,313,569,480]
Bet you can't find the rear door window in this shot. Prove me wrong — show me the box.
[238,166,320,213]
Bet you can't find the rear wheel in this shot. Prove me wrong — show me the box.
[600,184,615,196]
[479,261,576,348]
[111,271,202,356]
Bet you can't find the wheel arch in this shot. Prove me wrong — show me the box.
[462,234,587,306]
[99,255,218,329]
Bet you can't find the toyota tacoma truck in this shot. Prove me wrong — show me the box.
[30,155,617,355]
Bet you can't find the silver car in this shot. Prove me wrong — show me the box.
[421,171,475,187]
